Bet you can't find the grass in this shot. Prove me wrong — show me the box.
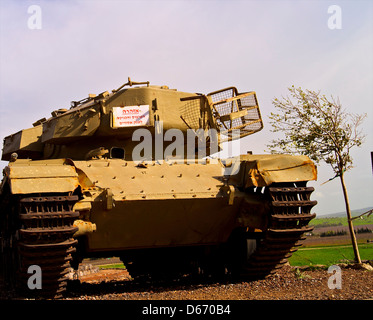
[99,263,126,269]
[310,214,373,228]
[294,268,312,279]
[289,243,373,267]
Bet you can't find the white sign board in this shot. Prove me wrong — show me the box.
[112,105,150,127]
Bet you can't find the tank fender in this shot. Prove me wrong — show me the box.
[3,159,80,194]
[241,154,317,187]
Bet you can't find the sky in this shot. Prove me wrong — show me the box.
[0,0,372,216]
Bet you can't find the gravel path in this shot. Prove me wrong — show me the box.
[63,264,373,300]
[1,263,371,301]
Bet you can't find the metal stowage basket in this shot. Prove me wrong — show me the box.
[207,87,263,142]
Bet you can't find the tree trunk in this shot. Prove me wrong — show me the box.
[339,173,361,263]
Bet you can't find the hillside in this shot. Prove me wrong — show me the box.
[316,207,373,218]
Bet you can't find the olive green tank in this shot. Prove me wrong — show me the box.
[0,78,317,298]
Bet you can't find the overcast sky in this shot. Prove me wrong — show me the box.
[0,0,372,215]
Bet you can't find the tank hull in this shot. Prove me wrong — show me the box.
[69,158,243,252]
[87,197,240,252]
[2,155,317,251]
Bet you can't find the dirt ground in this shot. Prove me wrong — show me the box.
[60,264,373,300]
[1,260,372,301]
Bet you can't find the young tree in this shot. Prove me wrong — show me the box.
[267,86,366,263]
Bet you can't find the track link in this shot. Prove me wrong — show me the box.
[1,195,79,298]
[242,183,317,277]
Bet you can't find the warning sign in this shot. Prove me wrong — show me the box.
[112,105,150,127]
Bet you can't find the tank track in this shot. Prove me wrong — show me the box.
[1,194,79,298]
[241,183,317,277]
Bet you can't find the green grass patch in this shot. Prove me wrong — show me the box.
[99,263,126,269]
[310,214,373,228]
[289,243,373,266]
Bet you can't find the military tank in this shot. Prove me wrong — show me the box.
[0,78,317,298]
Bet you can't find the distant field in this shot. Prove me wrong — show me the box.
[310,214,373,228]
[289,243,373,266]
[305,211,373,247]
[291,211,373,266]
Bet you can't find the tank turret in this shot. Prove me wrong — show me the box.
[2,78,263,162]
